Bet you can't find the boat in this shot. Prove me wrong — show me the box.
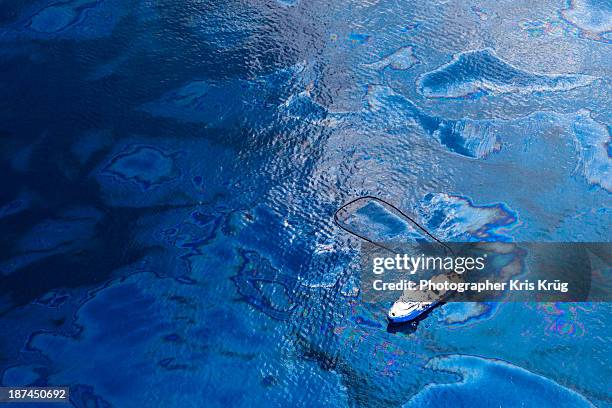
[387,300,441,324]
[388,272,457,323]
[334,196,454,325]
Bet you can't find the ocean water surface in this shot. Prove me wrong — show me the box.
[0,0,610,407]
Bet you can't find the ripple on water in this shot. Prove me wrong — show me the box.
[140,65,307,127]
[363,46,419,71]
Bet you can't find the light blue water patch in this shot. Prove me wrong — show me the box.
[0,199,27,219]
[363,46,419,71]
[418,193,518,241]
[34,289,70,309]
[27,273,196,406]
[417,49,596,98]
[140,65,308,127]
[1,364,42,386]
[279,90,328,124]
[0,0,128,40]
[556,207,611,241]
[18,208,102,252]
[360,86,611,192]
[423,301,611,405]
[87,51,131,80]
[102,145,180,190]
[561,0,612,42]
[362,85,502,158]
[337,199,431,243]
[412,191,519,325]
[94,137,235,207]
[141,80,248,125]
[26,269,345,408]
[232,250,302,321]
[354,201,418,240]
[0,207,102,275]
[129,206,225,278]
[570,110,611,192]
[0,191,34,220]
[434,118,502,159]
[405,355,595,408]
[29,4,79,33]
[437,303,496,326]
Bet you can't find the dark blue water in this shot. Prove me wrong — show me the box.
[0,0,610,407]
